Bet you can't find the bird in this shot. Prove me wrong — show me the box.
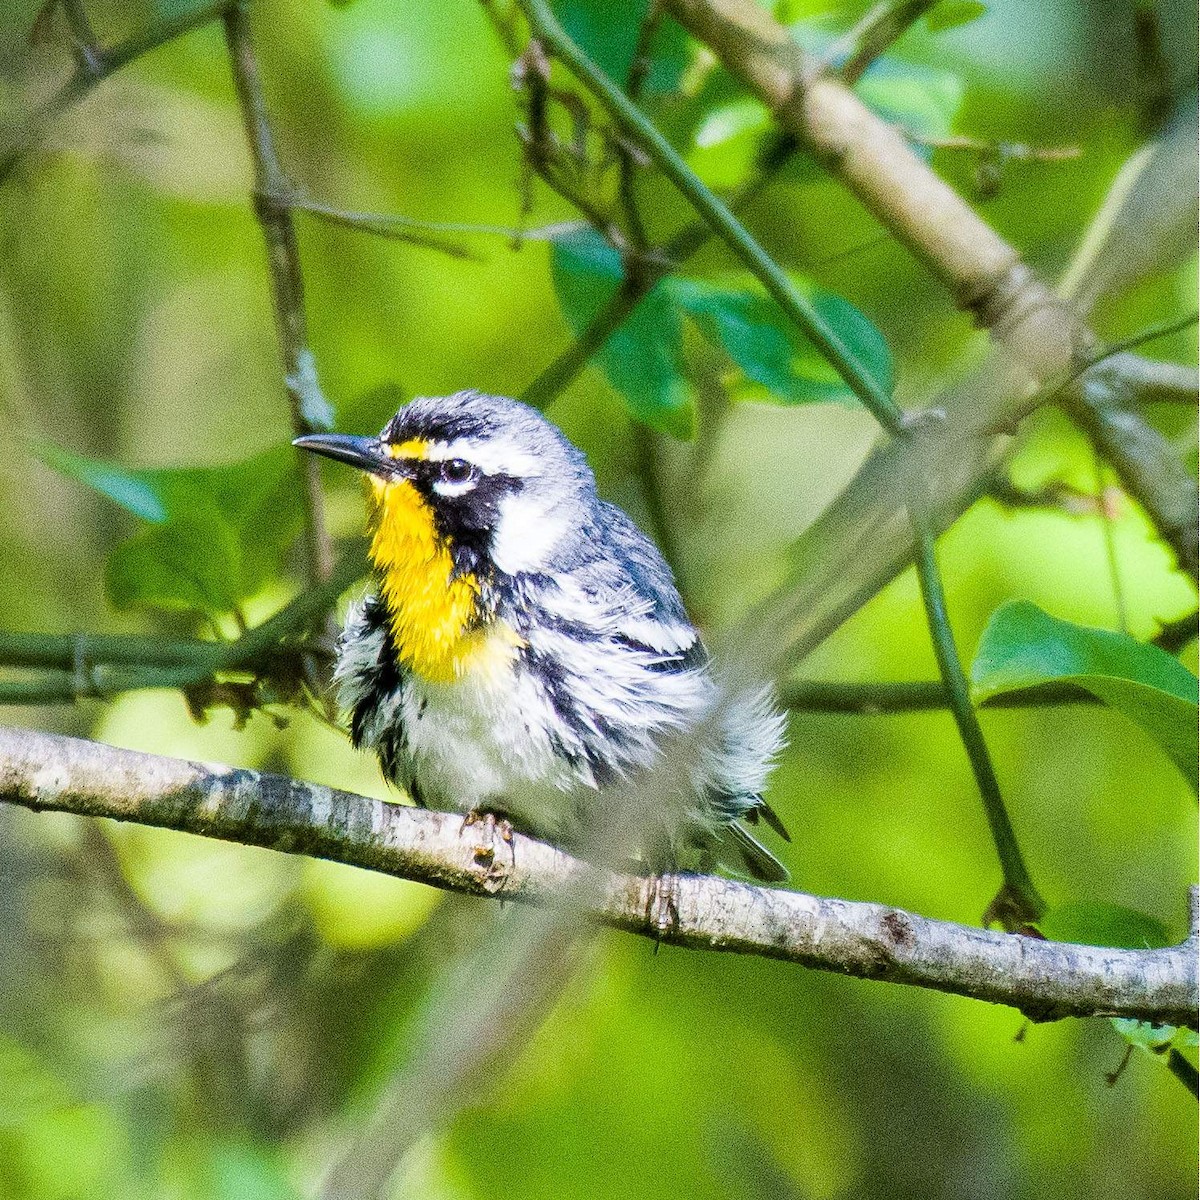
[294,389,790,882]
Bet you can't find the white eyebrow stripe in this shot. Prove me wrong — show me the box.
[421,437,543,477]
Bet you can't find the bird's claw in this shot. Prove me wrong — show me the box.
[645,872,681,946]
[461,809,516,892]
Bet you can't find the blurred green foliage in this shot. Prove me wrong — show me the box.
[0,0,1197,1198]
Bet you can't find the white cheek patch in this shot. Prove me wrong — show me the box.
[491,491,570,574]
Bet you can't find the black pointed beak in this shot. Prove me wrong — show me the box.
[293,433,391,475]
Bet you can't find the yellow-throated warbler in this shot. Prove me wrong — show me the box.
[295,390,789,881]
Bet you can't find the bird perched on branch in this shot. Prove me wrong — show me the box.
[295,390,789,881]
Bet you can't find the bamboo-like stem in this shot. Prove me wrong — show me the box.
[909,485,1047,925]
[0,548,363,704]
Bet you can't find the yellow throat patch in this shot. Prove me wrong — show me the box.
[366,475,519,683]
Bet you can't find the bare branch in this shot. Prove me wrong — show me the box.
[1064,355,1199,576]
[1093,354,1199,407]
[0,547,363,708]
[781,678,1098,713]
[222,2,333,587]
[0,726,1193,1028]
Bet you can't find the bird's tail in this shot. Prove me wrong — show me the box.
[720,819,790,883]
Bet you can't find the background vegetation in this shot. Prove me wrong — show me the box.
[0,0,1196,1197]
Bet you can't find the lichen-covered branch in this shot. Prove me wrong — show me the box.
[1,726,1193,1028]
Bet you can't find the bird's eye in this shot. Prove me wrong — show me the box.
[439,458,474,485]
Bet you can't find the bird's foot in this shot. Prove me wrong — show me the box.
[645,872,681,947]
[460,809,516,893]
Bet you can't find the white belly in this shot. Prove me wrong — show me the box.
[400,662,586,835]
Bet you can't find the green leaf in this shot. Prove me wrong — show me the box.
[689,98,775,189]
[36,441,305,618]
[1111,1019,1197,1055]
[693,98,768,151]
[552,0,689,95]
[0,1035,72,1126]
[33,441,170,523]
[205,1140,302,1200]
[855,60,965,141]
[105,517,245,616]
[669,276,894,405]
[972,601,1199,789]
[925,1,988,33]
[1037,903,1172,949]
[551,228,693,437]
[926,0,984,32]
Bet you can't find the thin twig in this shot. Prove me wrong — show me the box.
[59,0,105,78]
[1,0,235,184]
[781,603,1196,712]
[614,0,662,249]
[987,476,1108,516]
[291,199,575,256]
[631,422,685,581]
[519,148,790,410]
[521,278,645,409]
[1091,443,1129,634]
[0,726,1193,1029]
[0,547,363,705]
[781,678,1098,714]
[1084,313,1199,372]
[908,474,1046,926]
[222,2,333,587]
[826,1,939,85]
[906,134,1081,162]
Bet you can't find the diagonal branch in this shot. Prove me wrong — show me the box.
[659,0,1196,577]
[824,0,939,84]
[515,0,906,436]
[0,726,1194,1028]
